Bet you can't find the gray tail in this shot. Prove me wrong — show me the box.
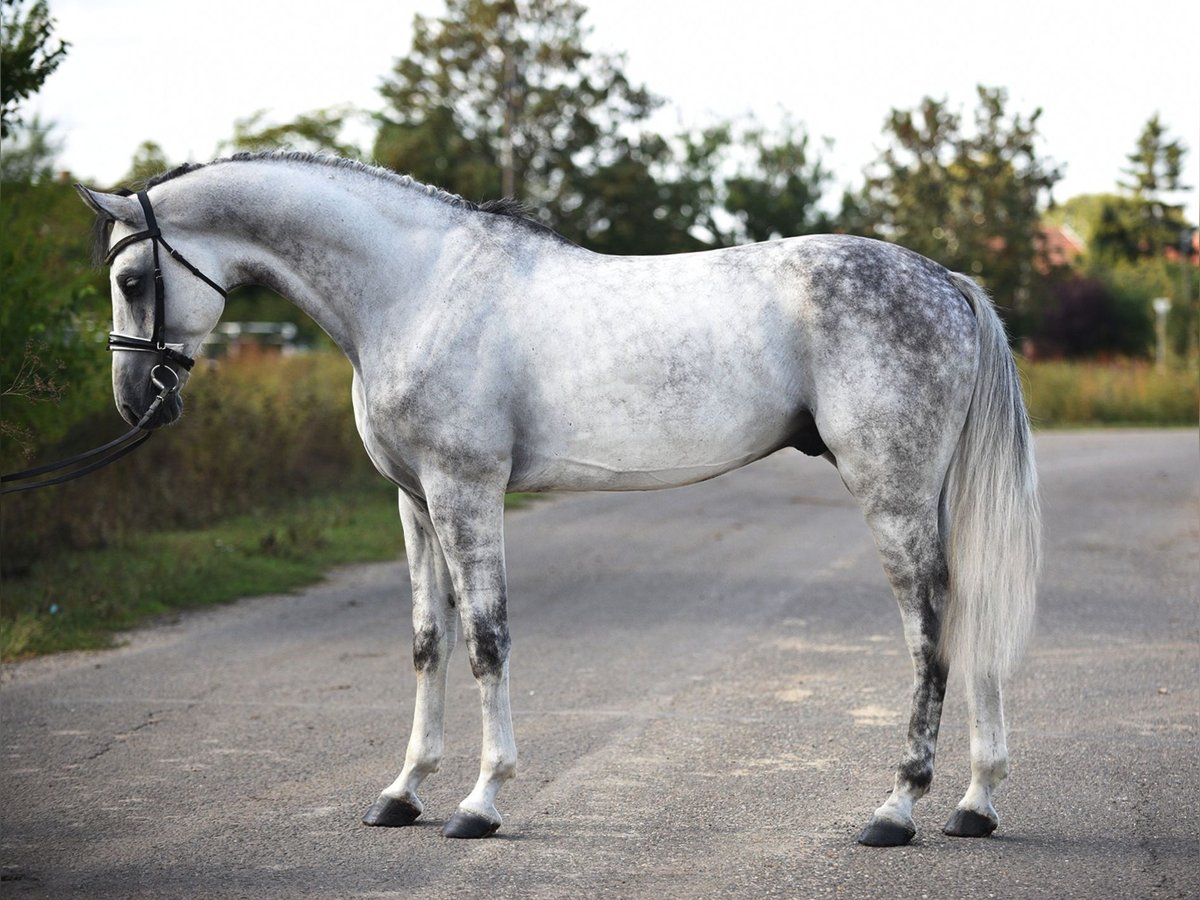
[940,274,1041,680]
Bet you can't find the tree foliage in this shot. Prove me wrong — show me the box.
[0,0,69,138]
[374,0,662,249]
[221,107,362,158]
[0,10,106,461]
[1110,114,1192,260]
[374,0,838,253]
[1,174,109,461]
[723,120,833,243]
[1122,113,1188,197]
[0,111,59,182]
[852,87,1061,337]
[122,140,172,186]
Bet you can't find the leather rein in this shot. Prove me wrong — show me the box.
[1,191,227,495]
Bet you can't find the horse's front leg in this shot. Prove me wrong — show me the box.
[363,490,456,828]
[424,475,516,839]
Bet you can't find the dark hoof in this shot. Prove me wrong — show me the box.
[362,796,422,827]
[943,808,997,838]
[442,810,500,839]
[857,817,916,847]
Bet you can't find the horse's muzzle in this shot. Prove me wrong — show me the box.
[119,385,183,429]
[144,391,183,429]
[115,360,187,428]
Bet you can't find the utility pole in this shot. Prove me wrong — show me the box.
[1152,297,1171,370]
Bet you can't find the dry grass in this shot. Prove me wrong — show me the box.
[1020,359,1199,428]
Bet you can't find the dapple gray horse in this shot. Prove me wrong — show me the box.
[79,151,1039,846]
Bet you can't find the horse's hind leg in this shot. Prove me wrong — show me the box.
[855,501,950,846]
[943,670,1006,837]
[827,427,956,847]
[363,490,457,828]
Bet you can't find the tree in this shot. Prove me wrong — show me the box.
[1116,114,1191,258]
[121,140,172,186]
[221,106,362,158]
[723,120,833,243]
[1123,114,1188,197]
[853,87,1061,338]
[0,112,59,182]
[1,0,69,138]
[0,5,104,460]
[565,132,710,253]
[374,0,658,241]
[1,167,109,461]
[373,1,842,253]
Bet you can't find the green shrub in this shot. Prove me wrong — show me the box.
[1,351,376,573]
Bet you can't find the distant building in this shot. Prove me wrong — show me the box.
[1037,224,1086,272]
[201,322,301,359]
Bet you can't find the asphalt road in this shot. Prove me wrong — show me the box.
[2,430,1197,898]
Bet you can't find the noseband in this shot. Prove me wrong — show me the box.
[1,191,227,494]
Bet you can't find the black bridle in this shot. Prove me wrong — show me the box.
[103,191,226,371]
[1,191,227,495]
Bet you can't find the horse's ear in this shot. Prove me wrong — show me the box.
[74,185,140,223]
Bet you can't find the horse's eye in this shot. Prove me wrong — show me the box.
[118,275,142,295]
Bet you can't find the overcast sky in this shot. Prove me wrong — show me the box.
[28,0,1200,222]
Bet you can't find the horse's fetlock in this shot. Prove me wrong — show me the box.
[972,755,1008,787]
[403,744,443,778]
[485,753,517,781]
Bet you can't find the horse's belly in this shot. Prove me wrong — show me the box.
[510,451,764,492]
[509,406,794,492]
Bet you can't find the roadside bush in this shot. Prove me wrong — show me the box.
[0,351,377,574]
[1036,276,1152,358]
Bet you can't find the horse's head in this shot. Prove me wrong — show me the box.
[76,185,228,428]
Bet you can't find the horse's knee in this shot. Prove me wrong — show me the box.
[463,606,510,680]
[412,622,449,673]
[405,744,443,777]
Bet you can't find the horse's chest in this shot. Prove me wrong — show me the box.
[353,372,514,493]
[350,373,430,492]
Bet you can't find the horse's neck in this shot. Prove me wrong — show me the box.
[185,164,461,361]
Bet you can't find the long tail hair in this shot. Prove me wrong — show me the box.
[939,274,1041,680]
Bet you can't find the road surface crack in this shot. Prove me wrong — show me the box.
[83,709,164,762]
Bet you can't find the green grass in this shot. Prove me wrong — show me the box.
[1,484,404,660]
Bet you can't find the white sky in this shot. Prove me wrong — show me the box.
[28,0,1200,223]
